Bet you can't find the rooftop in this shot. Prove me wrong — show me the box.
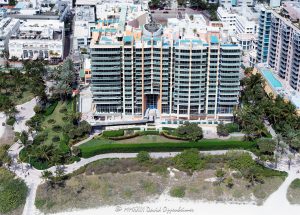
[10,19,63,40]
[75,6,95,22]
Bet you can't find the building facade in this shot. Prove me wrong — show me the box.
[256,7,271,63]
[257,4,300,92]
[8,19,64,62]
[90,5,242,121]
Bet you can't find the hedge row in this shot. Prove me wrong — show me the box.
[160,131,189,141]
[79,140,256,158]
[162,127,176,131]
[139,130,159,135]
[109,133,140,140]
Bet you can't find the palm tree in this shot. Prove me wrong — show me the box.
[35,144,55,162]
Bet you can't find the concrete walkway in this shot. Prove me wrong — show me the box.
[73,132,101,147]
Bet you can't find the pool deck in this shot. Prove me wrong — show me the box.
[254,63,300,112]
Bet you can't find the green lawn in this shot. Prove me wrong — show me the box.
[41,101,73,147]
[118,135,186,144]
[79,138,256,158]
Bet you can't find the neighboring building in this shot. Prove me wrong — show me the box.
[73,6,96,52]
[236,33,256,51]
[8,19,64,63]
[217,6,258,34]
[270,0,281,8]
[0,17,20,52]
[257,4,300,92]
[219,0,254,8]
[0,0,9,6]
[254,64,300,115]
[256,6,271,63]
[8,0,70,21]
[217,5,258,51]
[80,58,91,84]
[90,3,242,121]
[249,50,257,67]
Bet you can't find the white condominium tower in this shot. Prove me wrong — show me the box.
[90,3,242,121]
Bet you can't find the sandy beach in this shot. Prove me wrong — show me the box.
[52,193,300,215]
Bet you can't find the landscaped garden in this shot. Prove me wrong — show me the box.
[78,123,256,158]
[19,97,91,169]
[35,150,287,213]
[15,59,91,170]
[287,179,300,204]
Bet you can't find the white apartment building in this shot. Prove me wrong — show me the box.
[8,19,64,62]
[0,18,20,52]
[219,0,254,7]
[73,6,96,51]
[0,0,8,6]
[217,6,257,34]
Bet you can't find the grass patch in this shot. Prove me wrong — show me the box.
[287,179,300,204]
[0,168,28,214]
[170,186,186,198]
[79,139,256,158]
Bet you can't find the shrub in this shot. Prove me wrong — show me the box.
[170,186,186,198]
[52,125,62,132]
[47,119,56,124]
[176,122,203,141]
[52,136,60,142]
[136,151,151,163]
[225,123,240,133]
[59,107,68,113]
[102,129,124,138]
[217,123,229,137]
[62,116,68,121]
[6,116,16,126]
[173,148,205,172]
[44,101,58,116]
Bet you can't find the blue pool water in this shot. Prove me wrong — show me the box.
[261,69,283,89]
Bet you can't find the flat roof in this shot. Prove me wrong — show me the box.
[210,35,219,44]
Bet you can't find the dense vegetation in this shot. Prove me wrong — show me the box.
[0,61,47,125]
[235,73,300,152]
[15,59,91,170]
[0,168,28,214]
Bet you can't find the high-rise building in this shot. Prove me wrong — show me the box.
[257,4,300,92]
[90,4,242,121]
[256,7,271,63]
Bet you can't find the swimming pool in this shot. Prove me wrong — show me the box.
[261,69,283,89]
